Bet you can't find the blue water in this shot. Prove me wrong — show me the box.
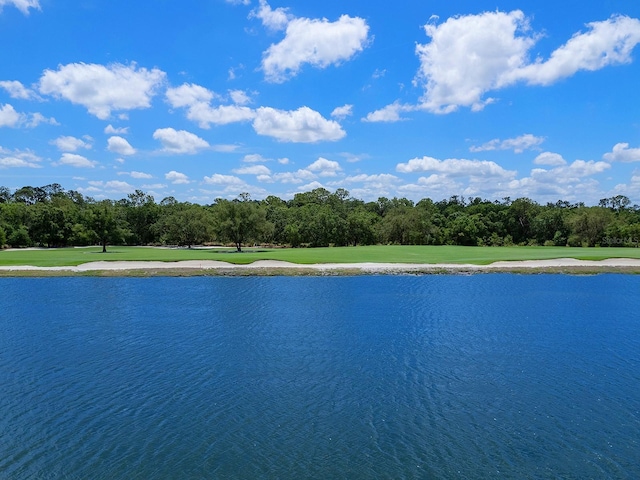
[1,275,639,479]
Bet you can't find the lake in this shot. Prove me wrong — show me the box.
[1,275,639,479]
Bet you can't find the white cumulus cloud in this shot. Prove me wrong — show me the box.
[412,12,640,113]
[233,165,272,175]
[331,104,353,120]
[203,174,246,186]
[307,157,342,177]
[253,106,345,143]
[0,147,41,168]
[534,152,567,166]
[470,134,545,153]
[504,15,640,86]
[153,128,210,154]
[362,102,411,123]
[51,135,92,152]
[243,153,268,163]
[25,112,58,128]
[0,80,39,100]
[107,136,136,156]
[104,124,129,135]
[118,171,153,179]
[0,0,40,14]
[603,143,640,162]
[88,180,135,193]
[249,0,292,31]
[165,170,190,184]
[261,12,370,83]
[39,62,166,119]
[396,156,516,179]
[56,153,97,168]
[166,83,255,128]
[0,103,24,127]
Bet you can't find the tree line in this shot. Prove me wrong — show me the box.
[1,184,639,250]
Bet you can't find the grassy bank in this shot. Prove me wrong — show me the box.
[2,245,640,267]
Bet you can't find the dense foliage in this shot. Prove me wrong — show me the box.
[1,184,639,249]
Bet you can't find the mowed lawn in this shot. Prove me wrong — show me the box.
[2,245,640,267]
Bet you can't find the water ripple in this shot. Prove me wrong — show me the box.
[1,275,639,479]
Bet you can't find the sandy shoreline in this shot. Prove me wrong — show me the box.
[2,258,640,275]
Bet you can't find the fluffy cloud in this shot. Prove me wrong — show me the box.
[253,106,345,142]
[603,143,640,162]
[470,134,545,153]
[506,160,611,200]
[0,0,40,14]
[249,0,292,31]
[39,62,166,119]
[257,158,341,184]
[534,152,567,166]
[25,112,58,128]
[166,83,255,128]
[88,180,135,193]
[203,174,246,186]
[362,102,410,123]
[165,171,190,184]
[261,10,370,82]
[243,154,268,163]
[107,136,136,156]
[268,169,317,184]
[118,171,153,179]
[307,157,342,177]
[504,15,640,86]
[0,103,23,127]
[56,153,97,168]
[0,147,41,168]
[415,11,534,113]
[233,165,272,175]
[396,156,516,179]
[0,80,38,99]
[166,82,215,107]
[104,124,129,135]
[229,89,252,106]
[51,135,92,152]
[331,104,353,120]
[344,173,400,184]
[153,128,209,154]
[342,174,401,199]
[413,12,640,113]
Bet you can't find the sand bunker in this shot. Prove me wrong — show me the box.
[2,258,640,273]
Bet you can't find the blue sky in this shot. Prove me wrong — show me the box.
[1,0,640,205]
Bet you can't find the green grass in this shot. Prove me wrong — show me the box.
[2,245,640,267]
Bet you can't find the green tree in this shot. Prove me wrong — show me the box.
[567,207,613,247]
[122,190,159,245]
[89,201,126,252]
[263,195,290,244]
[213,193,272,252]
[506,198,541,244]
[532,207,570,246]
[155,203,213,248]
[346,207,379,246]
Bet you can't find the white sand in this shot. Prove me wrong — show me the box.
[2,258,640,273]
